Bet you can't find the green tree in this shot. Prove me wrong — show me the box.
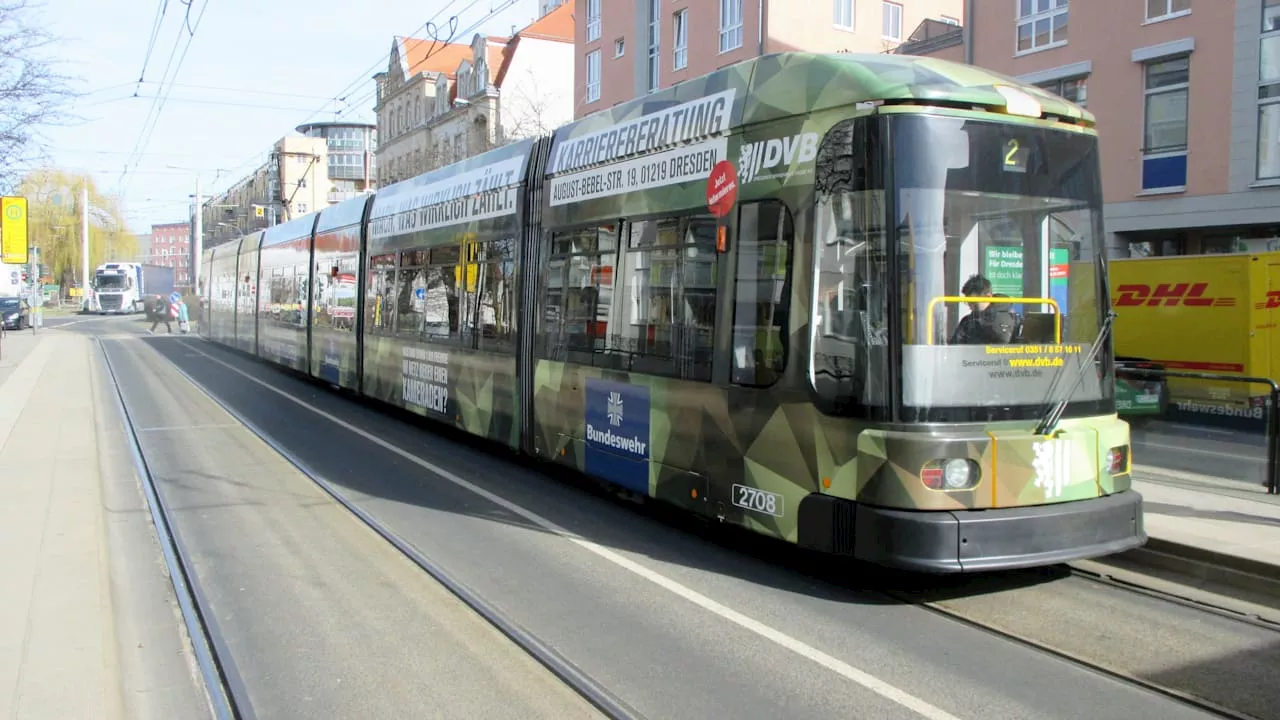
[17,168,137,290]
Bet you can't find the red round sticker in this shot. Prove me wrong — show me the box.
[706,160,738,218]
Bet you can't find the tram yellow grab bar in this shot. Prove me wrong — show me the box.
[925,296,1061,345]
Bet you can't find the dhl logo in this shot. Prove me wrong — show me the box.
[1256,291,1280,310]
[1112,283,1236,308]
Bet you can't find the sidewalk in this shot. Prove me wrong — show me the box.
[1131,472,1280,567]
[0,329,208,719]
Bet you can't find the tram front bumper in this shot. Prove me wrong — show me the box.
[852,489,1146,574]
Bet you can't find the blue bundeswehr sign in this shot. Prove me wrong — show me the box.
[584,378,651,495]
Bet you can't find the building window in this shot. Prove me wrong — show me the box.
[586,0,601,41]
[882,1,902,40]
[1260,2,1280,178]
[1038,76,1087,105]
[1146,0,1190,22]
[647,0,660,93]
[586,50,601,103]
[615,37,625,57]
[1142,55,1190,191]
[1016,0,1068,54]
[673,9,688,70]
[720,0,743,53]
[834,0,854,30]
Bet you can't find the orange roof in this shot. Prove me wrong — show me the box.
[519,0,575,42]
[400,37,472,77]
[495,0,575,86]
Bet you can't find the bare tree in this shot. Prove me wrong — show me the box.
[500,66,565,144]
[0,0,77,192]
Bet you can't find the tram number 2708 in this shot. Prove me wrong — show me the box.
[731,484,785,518]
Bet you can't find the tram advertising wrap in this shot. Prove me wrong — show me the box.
[201,52,1144,574]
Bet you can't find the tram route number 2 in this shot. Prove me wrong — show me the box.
[731,484,784,518]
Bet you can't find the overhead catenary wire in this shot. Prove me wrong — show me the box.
[200,0,489,200]
[120,0,211,196]
[135,0,171,93]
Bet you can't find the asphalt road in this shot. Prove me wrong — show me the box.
[75,314,1270,720]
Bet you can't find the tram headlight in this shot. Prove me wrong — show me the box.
[920,458,980,491]
[943,459,972,489]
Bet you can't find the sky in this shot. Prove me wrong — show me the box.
[36,0,549,235]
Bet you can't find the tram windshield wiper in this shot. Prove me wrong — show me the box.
[1033,308,1116,437]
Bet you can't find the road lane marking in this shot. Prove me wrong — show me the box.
[177,340,963,720]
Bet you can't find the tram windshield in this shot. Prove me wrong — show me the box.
[810,113,1115,423]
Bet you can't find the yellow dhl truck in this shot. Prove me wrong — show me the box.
[1108,252,1279,428]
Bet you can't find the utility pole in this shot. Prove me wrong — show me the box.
[193,174,203,294]
[80,184,90,312]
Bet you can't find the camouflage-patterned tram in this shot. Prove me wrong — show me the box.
[201,52,1146,573]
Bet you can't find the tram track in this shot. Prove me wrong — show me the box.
[97,336,249,720]
[101,335,640,720]
[878,564,1280,720]
[108,328,1280,720]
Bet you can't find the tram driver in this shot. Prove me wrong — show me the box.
[949,274,1018,345]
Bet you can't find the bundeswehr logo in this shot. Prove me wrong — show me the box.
[585,379,650,495]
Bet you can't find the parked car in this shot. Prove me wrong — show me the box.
[0,296,30,331]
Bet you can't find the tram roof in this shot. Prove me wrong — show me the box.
[553,51,1094,144]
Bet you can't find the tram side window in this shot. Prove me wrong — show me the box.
[395,249,429,341]
[732,201,792,387]
[264,266,292,321]
[365,253,397,334]
[540,225,619,361]
[809,118,891,418]
[611,214,718,382]
[475,237,517,354]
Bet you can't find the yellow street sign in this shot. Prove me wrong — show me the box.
[0,196,28,265]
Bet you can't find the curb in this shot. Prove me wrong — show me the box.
[1098,537,1280,613]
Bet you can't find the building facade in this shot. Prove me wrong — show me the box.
[202,134,335,247]
[296,121,379,203]
[374,1,575,186]
[575,0,963,116]
[902,0,1280,257]
[150,222,191,287]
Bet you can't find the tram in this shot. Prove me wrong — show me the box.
[200,52,1146,573]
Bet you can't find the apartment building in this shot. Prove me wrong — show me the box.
[296,121,379,203]
[149,222,191,287]
[374,1,575,185]
[575,0,963,116]
[901,0,1280,257]
[202,135,330,247]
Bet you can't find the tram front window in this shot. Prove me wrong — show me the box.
[891,113,1115,423]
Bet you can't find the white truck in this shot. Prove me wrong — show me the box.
[92,262,175,314]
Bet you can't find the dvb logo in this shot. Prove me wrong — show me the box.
[738,132,819,183]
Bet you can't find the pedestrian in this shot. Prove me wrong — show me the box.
[177,294,190,334]
[149,294,173,334]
